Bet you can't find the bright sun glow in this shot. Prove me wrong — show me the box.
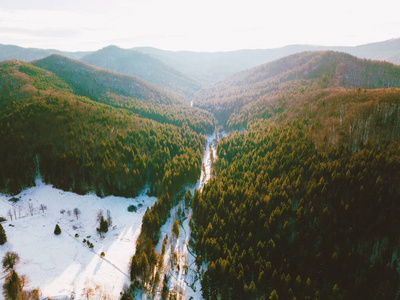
[0,0,399,51]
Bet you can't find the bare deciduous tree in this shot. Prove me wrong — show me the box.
[97,210,103,222]
[40,204,47,213]
[74,208,81,220]
[28,203,34,216]
[107,209,112,226]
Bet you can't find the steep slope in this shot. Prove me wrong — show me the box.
[228,88,400,151]
[135,38,400,86]
[33,54,178,105]
[192,122,400,300]
[0,44,89,61]
[0,60,205,197]
[80,46,202,98]
[194,51,400,131]
[32,54,214,133]
[190,52,400,300]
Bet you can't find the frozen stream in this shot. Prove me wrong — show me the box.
[151,131,220,300]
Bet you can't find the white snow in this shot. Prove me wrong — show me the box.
[0,131,225,300]
[0,178,156,299]
[148,132,219,300]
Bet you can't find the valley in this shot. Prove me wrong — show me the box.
[0,44,399,300]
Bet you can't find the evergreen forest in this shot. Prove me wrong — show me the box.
[0,50,399,299]
[0,60,212,197]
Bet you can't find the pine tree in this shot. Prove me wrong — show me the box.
[99,216,108,233]
[184,189,192,207]
[172,219,180,239]
[54,224,61,235]
[0,223,7,245]
[3,270,22,300]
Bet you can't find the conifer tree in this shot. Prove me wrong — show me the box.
[54,224,61,235]
[3,270,22,300]
[99,216,108,233]
[97,215,108,238]
[0,223,7,245]
[172,219,180,239]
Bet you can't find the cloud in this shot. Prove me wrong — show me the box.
[0,0,399,51]
[0,0,119,13]
[0,26,80,38]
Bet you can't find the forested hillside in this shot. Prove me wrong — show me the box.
[194,51,400,128]
[0,60,208,197]
[227,88,400,152]
[189,51,400,299]
[81,46,202,98]
[33,54,214,134]
[33,54,180,105]
[191,122,400,299]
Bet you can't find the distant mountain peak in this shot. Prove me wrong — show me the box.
[80,46,202,97]
[102,44,121,49]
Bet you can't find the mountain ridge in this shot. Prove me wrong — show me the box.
[80,45,202,98]
[0,43,90,61]
[1,37,400,90]
[193,51,400,152]
[32,54,182,105]
[133,38,400,85]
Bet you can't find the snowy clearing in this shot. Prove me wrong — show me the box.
[0,178,156,299]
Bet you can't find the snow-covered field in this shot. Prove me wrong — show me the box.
[0,178,156,299]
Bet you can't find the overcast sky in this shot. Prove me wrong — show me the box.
[0,0,399,52]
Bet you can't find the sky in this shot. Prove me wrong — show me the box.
[0,0,399,52]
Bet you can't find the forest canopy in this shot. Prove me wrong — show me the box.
[0,60,211,196]
[192,121,400,299]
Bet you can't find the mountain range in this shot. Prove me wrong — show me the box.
[0,44,89,61]
[1,38,400,96]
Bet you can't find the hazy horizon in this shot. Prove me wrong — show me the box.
[0,0,399,52]
[2,37,400,54]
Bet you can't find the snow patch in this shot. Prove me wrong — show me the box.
[0,180,156,299]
